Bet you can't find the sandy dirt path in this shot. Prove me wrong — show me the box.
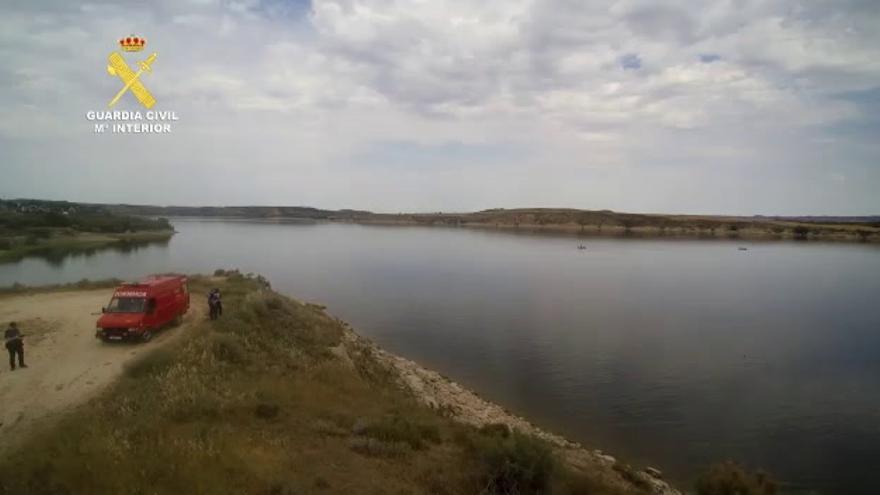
[0,289,202,453]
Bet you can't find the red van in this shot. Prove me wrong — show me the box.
[95,275,190,342]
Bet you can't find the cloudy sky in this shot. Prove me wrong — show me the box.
[1,0,879,214]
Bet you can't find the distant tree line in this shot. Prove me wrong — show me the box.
[0,211,171,234]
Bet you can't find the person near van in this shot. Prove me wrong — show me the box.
[214,289,223,317]
[208,289,222,320]
[4,322,26,370]
[207,290,216,320]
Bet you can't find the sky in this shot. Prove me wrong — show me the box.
[1,0,879,215]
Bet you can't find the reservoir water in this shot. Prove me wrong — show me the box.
[2,218,879,493]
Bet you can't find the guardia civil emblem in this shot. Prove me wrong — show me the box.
[106,35,158,109]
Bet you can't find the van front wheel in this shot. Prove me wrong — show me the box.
[141,330,153,343]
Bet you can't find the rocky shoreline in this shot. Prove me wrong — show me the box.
[337,325,682,495]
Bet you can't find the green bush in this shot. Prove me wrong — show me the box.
[30,227,53,239]
[211,333,248,364]
[695,461,777,495]
[255,403,280,420]
[124,348,176,379]
[465,427,558,494]
[43,212,72,227]
[792,225,810,239]
[479,422,511,438]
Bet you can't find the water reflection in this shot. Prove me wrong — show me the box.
[2,238,171,267]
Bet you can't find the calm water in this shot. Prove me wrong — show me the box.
[2,219,879,493]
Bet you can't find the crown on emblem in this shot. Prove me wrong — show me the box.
[119,35,146,52]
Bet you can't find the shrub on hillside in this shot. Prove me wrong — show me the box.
[792,225,810,239]
[356,415,441,450]
[349,437,409,458]
[124,348,175,379]
[695,461,777,495]
[255,403,280,420]
[212,333,248,364]
[464,426,557,494]
[42,212,72,227]
[479,423,511,438]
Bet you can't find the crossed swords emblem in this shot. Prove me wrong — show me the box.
[107,51,158,108]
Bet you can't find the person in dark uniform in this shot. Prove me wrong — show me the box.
[208,290,217,320]
[4,322,26,370]
[208,289,223,320]
[214,289,223,317]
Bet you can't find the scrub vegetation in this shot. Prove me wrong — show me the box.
[695,462,777,495]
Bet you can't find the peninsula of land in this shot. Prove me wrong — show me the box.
[0,199,174,263]
[0,272,778,494]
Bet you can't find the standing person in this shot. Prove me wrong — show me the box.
[214,289,223,317]
[5,322,26,370]
[208,289,223,320]
[208,289,218,320]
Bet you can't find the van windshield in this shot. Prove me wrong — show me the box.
[106,297,146,313]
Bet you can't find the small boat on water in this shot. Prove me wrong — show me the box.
[577,244,587,250]
[738,247,748,251]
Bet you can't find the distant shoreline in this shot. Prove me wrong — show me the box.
[166,214,880,244]
[101,203,880,244]
[5,197,880,245]
[342,218,880,244]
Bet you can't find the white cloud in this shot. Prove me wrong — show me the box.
[0,0,878,214]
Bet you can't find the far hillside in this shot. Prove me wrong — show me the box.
[105,203,880,242]
[361,208,880,243]
[5,198,880,243]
